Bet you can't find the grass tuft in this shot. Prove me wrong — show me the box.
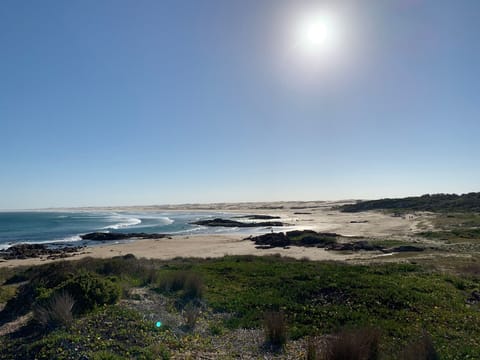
[158,270,203,300]
[263,310,287,348]
[400,331,439,360]
[33,291,75,329]
[321,327,381,360]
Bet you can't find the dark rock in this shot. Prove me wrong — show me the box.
[191,218,284,227]
[325,241,382,252]
[286,230,339,238]
[80,232,167,241]
[235,215,281,220]
[293,212,312,215]
[249,230,424,253]
[251,232,290,247]
[0,244,84,260]
[390,245,424,252]
[81,232,129,241]
[250,230,339,248]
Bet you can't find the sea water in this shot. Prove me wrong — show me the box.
[0,210,264,250]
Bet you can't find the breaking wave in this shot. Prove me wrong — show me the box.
[102,216,142,230]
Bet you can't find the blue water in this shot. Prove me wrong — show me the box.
[0,211,264,250]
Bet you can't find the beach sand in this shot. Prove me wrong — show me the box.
[0,201,430,268]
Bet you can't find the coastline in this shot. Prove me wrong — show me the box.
[0,202,427,268]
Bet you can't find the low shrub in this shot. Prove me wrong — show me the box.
[209,321,224,336]
[55,271,120,314]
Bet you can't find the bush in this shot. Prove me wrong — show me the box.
[264,311,287,348]
[33,291,75,329]
[322,327,381,360]
[56,271,120,314]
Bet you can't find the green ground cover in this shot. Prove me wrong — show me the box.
[341,192,480,213]
[1,255,480,359]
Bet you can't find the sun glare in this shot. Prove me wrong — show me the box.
[293,10,342,58]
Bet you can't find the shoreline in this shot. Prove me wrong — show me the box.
[0,234,364,268]
[0,204,427,268]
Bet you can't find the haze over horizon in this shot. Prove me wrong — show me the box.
[1,0,479,209]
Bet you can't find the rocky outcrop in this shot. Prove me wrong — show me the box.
[234,215,281,220]
[248,230,338,248]
[250,232,290,248]
[80,232,167,241]
[389,245,424,252]
[0,244,84,260]
[325,241,382,251]
[191,218,284,227]
[248,230,425,253]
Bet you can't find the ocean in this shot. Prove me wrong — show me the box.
[0,211,272,250]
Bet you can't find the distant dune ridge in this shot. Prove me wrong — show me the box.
[341,192,480,213]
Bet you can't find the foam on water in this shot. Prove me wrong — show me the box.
[102,216,142,230]
[0,235,83,250]
[0,210,270,248]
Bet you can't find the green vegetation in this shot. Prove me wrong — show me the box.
[341,192,480,213]
[1,255,480,358]
[39,271,121,314]
[432,212,480,230]
[419,228,480,243]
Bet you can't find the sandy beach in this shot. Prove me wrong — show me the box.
[0,201,431,268]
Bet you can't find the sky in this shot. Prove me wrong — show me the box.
[1,0,479,209]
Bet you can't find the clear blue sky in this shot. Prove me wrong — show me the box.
[1,0,479,209]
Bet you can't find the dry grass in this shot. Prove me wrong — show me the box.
[320,327,381,360]
[400,331,439,360]
[306,336,319,360]
[159,270,203,300]
[182,302,201,330]
[263,310,287,348]
[33,291,75,329]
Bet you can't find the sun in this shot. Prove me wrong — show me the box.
[293,10,341,58]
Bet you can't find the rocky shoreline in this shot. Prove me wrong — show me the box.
[248,230,424,253]
[0,232,169,261]
[0,244,85,261]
